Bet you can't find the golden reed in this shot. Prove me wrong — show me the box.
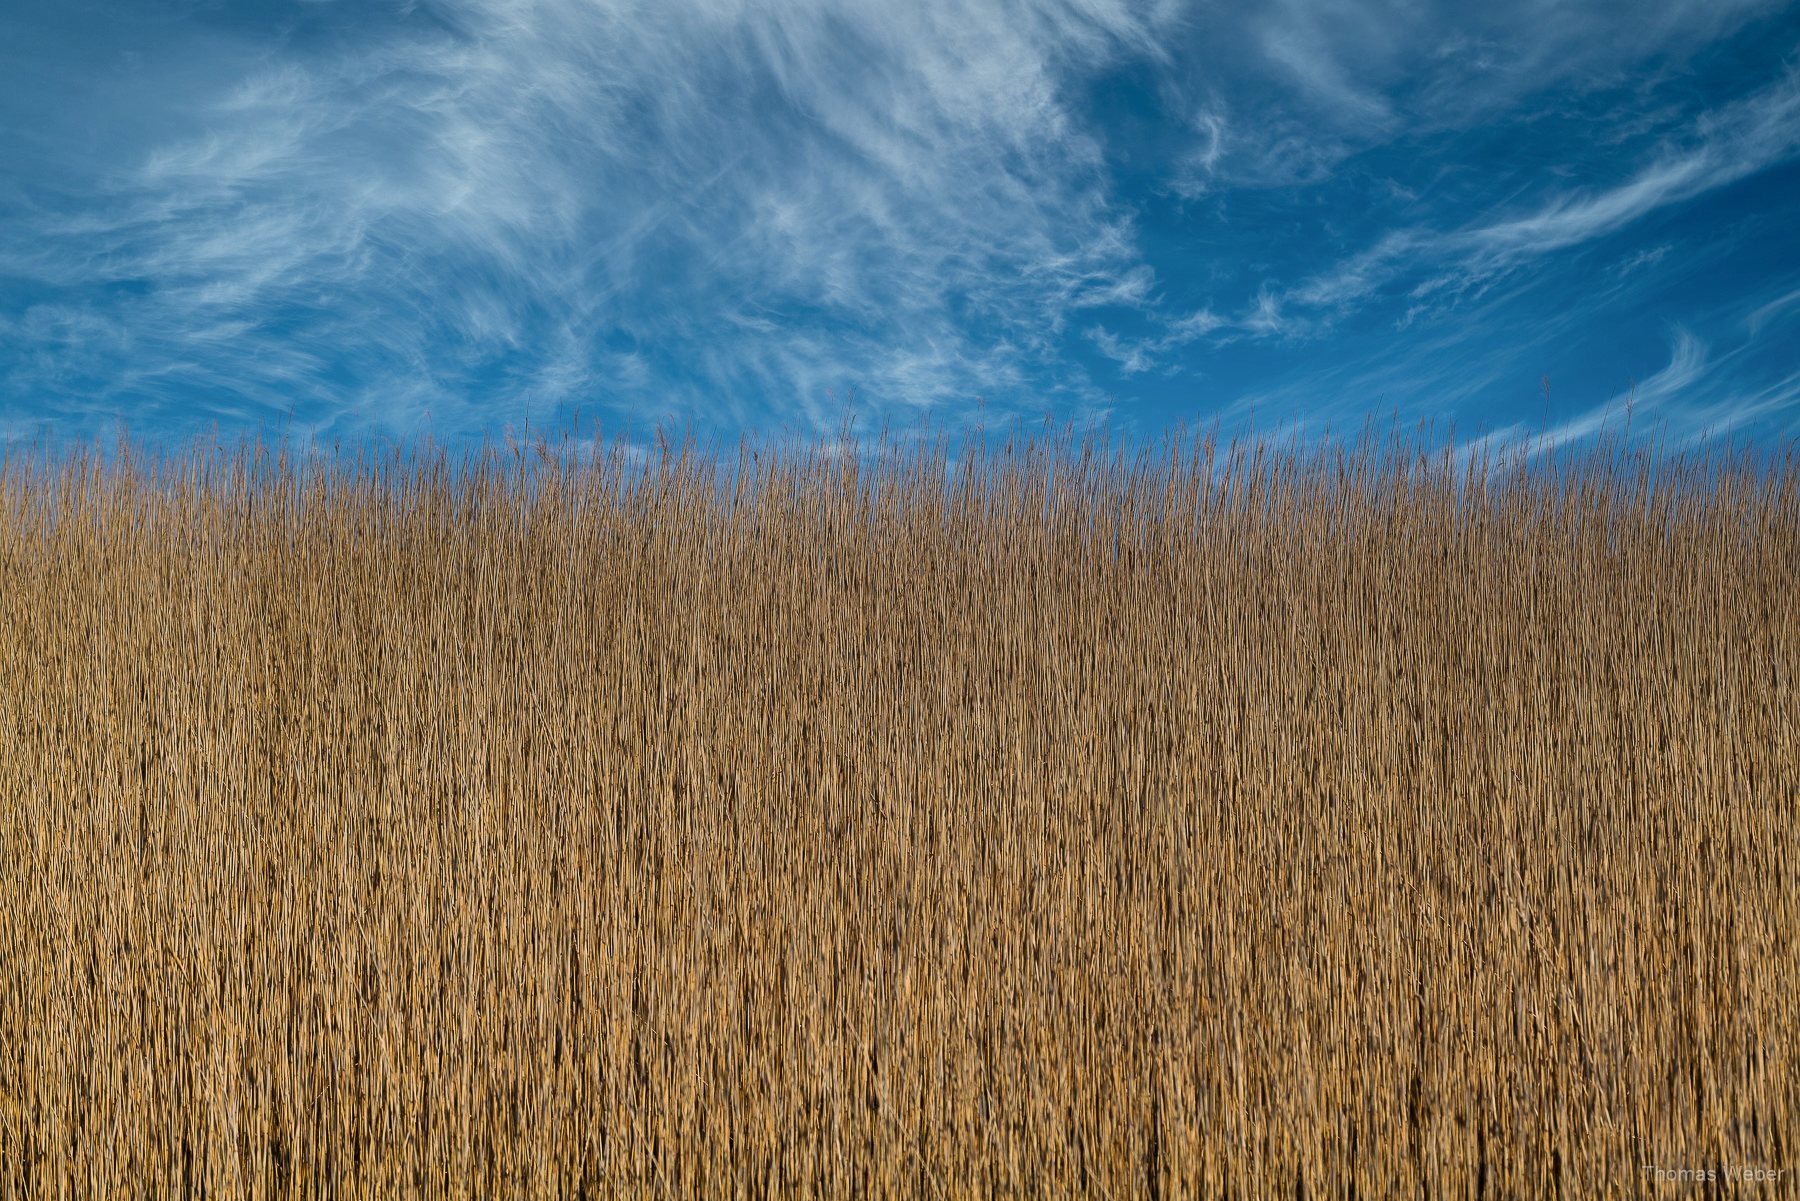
[0,425,1795,1198]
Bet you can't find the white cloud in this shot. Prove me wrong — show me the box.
[1484,328,1709,454]
[1745,285,1800,337]
[1255,1,1395,129]
[1170,109,1227,197]
[1069,263,1158,309]
[5,0,1798,449]
[1249,69,1800,338]
[1087,327,1154,374]
[1165,0,1785,199]
[1675,370,1800,441]
[1,0,1184,443]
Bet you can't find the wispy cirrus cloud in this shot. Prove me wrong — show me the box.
[1112,44,1800,447]
[2,0,1798,454]
[1460,323,1800,457]
[1533,327,1709,452]
[1271,68,1800,328]
[1,0,1180,446]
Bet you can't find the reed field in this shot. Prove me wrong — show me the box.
[0,424,1795,1199]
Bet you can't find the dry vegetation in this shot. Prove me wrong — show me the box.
[0,424,1796,1198]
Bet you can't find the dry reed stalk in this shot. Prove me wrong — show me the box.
[0,427,1795,1198]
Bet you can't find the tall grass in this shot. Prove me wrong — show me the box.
[0,426,1795,1198]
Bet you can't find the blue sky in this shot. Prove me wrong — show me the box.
[3,0,1799,457]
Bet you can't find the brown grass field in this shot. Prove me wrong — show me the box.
[0,425,1795,1198]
